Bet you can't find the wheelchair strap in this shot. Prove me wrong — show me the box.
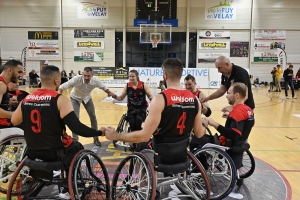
[24,159,62,172]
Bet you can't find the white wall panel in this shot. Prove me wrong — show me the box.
[253,0,300,29]
[62,0,122,28]
[0,0,60,27]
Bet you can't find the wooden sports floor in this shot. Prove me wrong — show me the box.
[12,85,300,199]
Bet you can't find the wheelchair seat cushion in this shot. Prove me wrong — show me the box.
[153,138,189,173]
[24,158,62,172]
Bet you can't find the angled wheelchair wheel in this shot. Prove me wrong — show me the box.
[193,147,236,200]
[111,153,156,200]
[238,150,255,179]
[68,149,110,200]
[174,151,211,200]
[6,156,43,199]
[0,135,27,194]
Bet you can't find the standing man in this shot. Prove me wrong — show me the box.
[0,60,24,137]
[275,64,283,92]
[283,64,297,99]
[201,56,255,112]
[58,66,113,146]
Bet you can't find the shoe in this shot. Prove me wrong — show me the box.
[275,90,278,92]
[53,170,61,177]
[58,192,70,200]
[94,138,101,146]
[286,96,289,99]
[293,97,297,99]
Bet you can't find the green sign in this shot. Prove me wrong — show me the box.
[28,31,59,40]
[254,57,278,62]
[74,52,104,62]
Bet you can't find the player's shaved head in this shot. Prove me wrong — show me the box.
[40,65,61,86]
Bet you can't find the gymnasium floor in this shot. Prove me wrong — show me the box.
[10,85,300,199]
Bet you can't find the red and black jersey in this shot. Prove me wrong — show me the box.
[21,89,65,151]
[8,90,29,111]
[0,76,11,127]
[224,104,254,145]
[193,89,201,98]
[154,89,199,143]
[127,81,148,109]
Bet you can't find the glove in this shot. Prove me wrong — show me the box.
[218,136,226,146]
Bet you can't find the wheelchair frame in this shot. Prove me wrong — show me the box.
[6,149,110,200]
[0,134,27,194]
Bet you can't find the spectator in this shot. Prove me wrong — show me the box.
[69,70,76,79]
[275,64,282,92]
[78,70,82,75]
[61,70,68,84]
[29,69,39,87]
[283,65,296,99]
[271,67,277,86]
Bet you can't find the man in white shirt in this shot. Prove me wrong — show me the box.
[58,67,113,146]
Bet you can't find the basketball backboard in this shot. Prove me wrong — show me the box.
[139,24,172,48]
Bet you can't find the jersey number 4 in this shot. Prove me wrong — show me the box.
[30,109,41,133]
[177,112,186,135]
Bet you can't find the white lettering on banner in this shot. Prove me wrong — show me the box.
[134,68,208,77]
[25,95,52,101]
[171,96,194,103]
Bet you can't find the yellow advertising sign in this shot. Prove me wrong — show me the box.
[202,42,227,48]
[75,41,105,49]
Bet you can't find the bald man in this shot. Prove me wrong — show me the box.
[201,56,255,112]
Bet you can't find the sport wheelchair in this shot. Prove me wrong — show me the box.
[111,137,211,200]
[0,133,26,194]
[192,127,255,199]
[6,148,110,200]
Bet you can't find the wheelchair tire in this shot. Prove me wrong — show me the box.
[174,151,211,200]
[68,149,110,200]
[193,147,237,200]
[239,150,255,179]
[6,156,43,199]
[0,135,27,194]
[111,153,156,200]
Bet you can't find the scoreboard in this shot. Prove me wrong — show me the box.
[136,0,177,20]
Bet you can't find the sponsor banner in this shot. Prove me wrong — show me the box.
[28,49,59,58]
[254,41,286,50]
[115,67,129,79]
[254,52,278,62]
[28,31,58,40]
[28,40,59,49]
[74,51,104,62]
[199,30,230,39]
[277,48,287,69]
[78,1,108,19]
[129,67,209,88]
[74,41,105,49]
[230,42,249,57]
[74,29,105,38]
[209,68,249,88]
[205,0,236,20]
[198,53,230,63]
[91,67,114,80]
[199,41,229,49]
[254,30,286,40]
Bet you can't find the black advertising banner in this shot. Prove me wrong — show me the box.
[28,31,58,40]
[115,67,129,79]
[230,42,249,57]
[74,30,105,38]
[91,67,115,80]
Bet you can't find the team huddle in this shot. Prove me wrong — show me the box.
[0,56,255,199]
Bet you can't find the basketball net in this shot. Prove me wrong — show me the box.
[151,38,160,48]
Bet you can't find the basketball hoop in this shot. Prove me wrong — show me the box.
[151,38,160,48]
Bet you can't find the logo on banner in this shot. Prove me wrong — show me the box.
[210,81,219,86]
[77,41,103,48]
[202,42,227,48]
[78,1,108,19]
[205,0,236,20]
[34,32,55,39]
